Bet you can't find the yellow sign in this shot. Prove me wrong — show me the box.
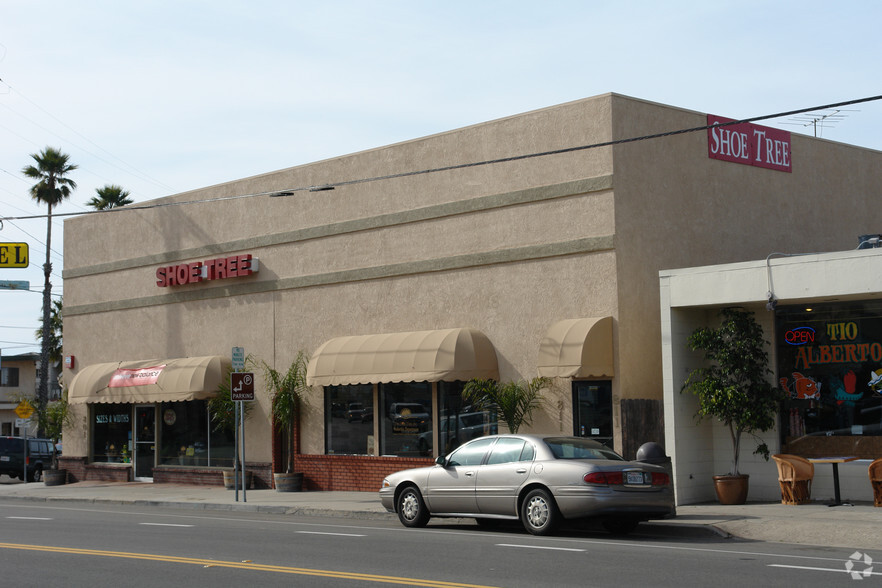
[0,243,29,268]
[14,400,35,419]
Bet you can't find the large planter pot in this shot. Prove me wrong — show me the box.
[274,472,304,492]
[43,469,67,487]
[713,474,749,505]
[222,469,252,490]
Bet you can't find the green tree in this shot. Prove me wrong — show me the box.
[87,184,133,210]
[22,147,77,425]
[462,377,551,434]
[263,351,309,474]
[36,395,72,470]
[682,307,786,476]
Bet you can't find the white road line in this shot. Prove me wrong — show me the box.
[7,517,52,521]
[497,544,585,552]
[295,531,366,537]
[138,523,194,527]
[770,564,881,577]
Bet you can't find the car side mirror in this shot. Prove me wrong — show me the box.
[435,455,447,467]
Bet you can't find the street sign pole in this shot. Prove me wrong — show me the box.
[231,347,245,502]
[240,399,246,502]
[234,400,240,502]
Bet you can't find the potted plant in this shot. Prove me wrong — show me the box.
[682,307,786,504]
[208,357,256,489]
[264,351,309,492]
[36,393,72,486]
[462,376,551,434]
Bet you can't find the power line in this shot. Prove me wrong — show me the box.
[0,79,176,194]
[2,94,881,223]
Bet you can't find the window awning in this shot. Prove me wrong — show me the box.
[68,355,231,404]
[537,317,614,378]
[306,328,499,386]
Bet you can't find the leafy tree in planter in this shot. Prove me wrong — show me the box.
[462,377,551,434]
[35,394,72,470]
[263,351,309,474]
[682,307,786,476]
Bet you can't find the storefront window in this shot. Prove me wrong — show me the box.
[159,400,235,467]
[325,385,374,454]
[778,301,882,457]
[92,401,235,467]
[93,405,132,463]
[380,382,432,457]
[438,381,496,456]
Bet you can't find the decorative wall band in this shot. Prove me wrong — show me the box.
[64,234,614,317]
[63,175,613,279]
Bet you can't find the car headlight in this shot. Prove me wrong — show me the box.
[382,478,391,488]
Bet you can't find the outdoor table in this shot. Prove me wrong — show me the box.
[808,456,859,506]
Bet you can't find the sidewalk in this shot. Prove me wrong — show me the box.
[1,476,880,551]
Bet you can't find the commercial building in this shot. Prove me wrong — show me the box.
[60,93,882,499]
[663,248,882,504]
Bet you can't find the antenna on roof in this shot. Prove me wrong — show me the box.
[782,109,857,137]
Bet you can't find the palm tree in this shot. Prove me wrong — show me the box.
[35,299,64,396]
[87,184,133,210]
[22,147,77,424]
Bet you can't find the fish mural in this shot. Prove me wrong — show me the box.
[780,372,822,400]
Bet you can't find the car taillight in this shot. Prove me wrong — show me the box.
[583,471,624,485]
[651,472,670,486]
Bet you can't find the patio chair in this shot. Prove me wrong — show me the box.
[772,454,814,505]
[870,458,882,507]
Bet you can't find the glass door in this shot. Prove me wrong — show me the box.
[572,381,613,449]
[134,405,156,480]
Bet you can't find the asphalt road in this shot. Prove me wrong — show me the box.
[0,500,877,587]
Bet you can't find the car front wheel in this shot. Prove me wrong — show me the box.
[397,486,430,528]
[520,488,559,535]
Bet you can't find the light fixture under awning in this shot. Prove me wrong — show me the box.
[306,328,499,386]
[537,317,614,378]
[68,355,231,404]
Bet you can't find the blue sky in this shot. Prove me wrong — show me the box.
[1,0,880,354]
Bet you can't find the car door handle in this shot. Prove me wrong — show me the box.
[516,468,527,474]
[464,471,475,477]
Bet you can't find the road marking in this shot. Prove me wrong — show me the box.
[296,531,366,537]
[770,564,882,577]
[138,523,194,527]
[7,516,52,520]
[0,542,498,588]
[497,543,585,552]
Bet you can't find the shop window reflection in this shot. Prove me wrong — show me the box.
[438,381,497,456]
[325,385,374,455]
[381,382,432,457]
[160,401,235,467]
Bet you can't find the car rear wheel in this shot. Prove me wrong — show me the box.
[397,486,430,528]
[520,488,559,536]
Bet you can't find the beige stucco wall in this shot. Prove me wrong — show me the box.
[609,95,882,452]
[61,92,882,467]
[62,94,619,460]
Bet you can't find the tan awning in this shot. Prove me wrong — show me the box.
[68,355,231,404]
[537,317,614,378]
[307,328,499,386]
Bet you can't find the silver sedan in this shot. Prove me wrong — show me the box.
[380,434,674,535]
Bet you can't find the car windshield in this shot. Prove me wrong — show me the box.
[543,437,624,461]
